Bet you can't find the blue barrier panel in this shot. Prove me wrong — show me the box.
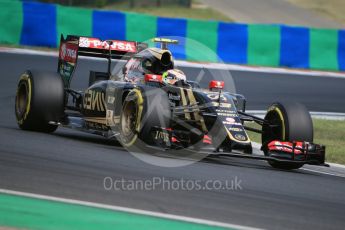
[217,23,248,64]
[338,30,345,71]
[4,1,344,71]
[20,2,57,47]
[280,25,310,69]
[157,17,187,60]
[92,10,126,41]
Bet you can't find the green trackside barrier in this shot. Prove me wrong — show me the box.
[310,28,339,71]
[0,0,23,45]
[248,24,281,67]
[126,11,157,46]
[186,19,219,63]
[1,0,344,71]
[57,5,93,43]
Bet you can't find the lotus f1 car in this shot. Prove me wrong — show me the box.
[15,35,327,170]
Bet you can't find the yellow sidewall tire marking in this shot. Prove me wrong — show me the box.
[132,89,144,133]
[271,107,286,140]
[122,89,144,148]
[16,74,32,125]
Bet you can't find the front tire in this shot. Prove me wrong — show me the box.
[15,70,65,133]
[119,86,171,151]
[262,102,313,170]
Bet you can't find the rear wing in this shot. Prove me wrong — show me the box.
[57,34,148,87]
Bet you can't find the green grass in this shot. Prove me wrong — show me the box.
[245,119,345,164]
[313,119,345,164]
[244,121,261,144]
[102,1,233,22]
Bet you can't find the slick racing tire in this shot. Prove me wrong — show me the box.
[119,86,171,152]
[262,102,313,170]
[15,70,65,133]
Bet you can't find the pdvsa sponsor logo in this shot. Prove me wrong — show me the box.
[109,41,136,52]
[79,37,136,52]
[60,43,77,62]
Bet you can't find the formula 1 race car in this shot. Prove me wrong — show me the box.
[15,35,327,170]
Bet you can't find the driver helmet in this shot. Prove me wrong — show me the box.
[162,69,186,85]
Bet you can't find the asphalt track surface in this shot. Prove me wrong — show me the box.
[1,52,345,230]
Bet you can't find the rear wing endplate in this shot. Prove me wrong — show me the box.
[57,34,148,87]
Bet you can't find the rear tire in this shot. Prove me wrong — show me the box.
[15,70,65,133]
[262,102,313,170]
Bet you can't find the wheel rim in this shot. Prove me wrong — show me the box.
[121,100,138,139]
[262,110,284,144]
[16,81,29,119]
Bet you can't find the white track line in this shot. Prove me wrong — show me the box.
[328,162,345,169]
[300,168,345,178]
[1,47,345,78]
[0,189,260,230]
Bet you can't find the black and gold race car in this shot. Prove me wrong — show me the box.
[15,35,327,170]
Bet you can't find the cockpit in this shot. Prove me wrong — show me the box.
[120,38,178,83]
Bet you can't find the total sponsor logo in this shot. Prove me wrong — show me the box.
[79,37,137,52]
[60,43,77,62]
